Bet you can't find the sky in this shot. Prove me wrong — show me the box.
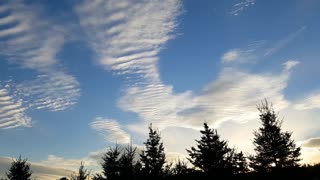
[0,0,320,179]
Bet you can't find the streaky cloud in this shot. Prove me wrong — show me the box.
[0,83,31,129]
[229,0,256,16]
[0,0,81,128]
[90,117,131,144]
[264,26,307,56]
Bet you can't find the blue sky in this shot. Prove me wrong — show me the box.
[1,0,320,178]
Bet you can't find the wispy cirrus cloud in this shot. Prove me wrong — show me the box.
[90,117,130,144]
[229,0,256,16]
[264,26,307,56]
[0,0,80,127]
[221,40,266,64]
[222,27,306,65]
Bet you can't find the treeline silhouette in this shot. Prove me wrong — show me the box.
[2,100,320,180]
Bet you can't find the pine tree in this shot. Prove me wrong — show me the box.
[119,142,137,178]
[186,122,233,175]
[71,162,90,180]
[140,124,166,178]
[5,156,32,180]
[232,151,249,174]
[250,100,301,172]
[101,145,121,180]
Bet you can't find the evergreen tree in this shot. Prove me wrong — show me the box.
[133,160,142,177]
[71,162,90,180]
[140,124,166,177]
[186,122,233,175]
[119,142,137,178]
[6,156,32,180]
[101,145,121,180]
[232,151,249,174]
[250,100,301,172]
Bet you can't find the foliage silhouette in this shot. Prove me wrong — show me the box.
[119,142,138,179]
[5,156,32,180]
[101,144,121,180]
[249,100,301,172]
[186,122,236,175]
[140,123,166,178]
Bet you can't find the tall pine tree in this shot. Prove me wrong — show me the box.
[186,123,234,175]
[101,145,121,180]
[119,141,137,179]
[250,100,301,172]
[140,124,166,178]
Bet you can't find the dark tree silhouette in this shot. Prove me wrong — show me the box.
[5,156,32,180]
[140,124,166,178]
[133,160,142,177]
[71,161,90,180]
[186,122,234,175]
[91,173,104,180]
[250,100,301,172]
[232,151,249,174]
[119,142,137,178]
[172,159,189,175]
[101,145,121,180]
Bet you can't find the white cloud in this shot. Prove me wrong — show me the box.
[183,67,290,128]
[294,93,320,110]
[90,117,131,144]
[119,65,291,130]
[0,84,31,129]
[221,40,266,64]
[16,73,80,112]
[76,0,182,81]
[229,0,256,16]
[0,1,64,70]
[221,49,240,62]
[283,60,300,71]
[39,155,96,172]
